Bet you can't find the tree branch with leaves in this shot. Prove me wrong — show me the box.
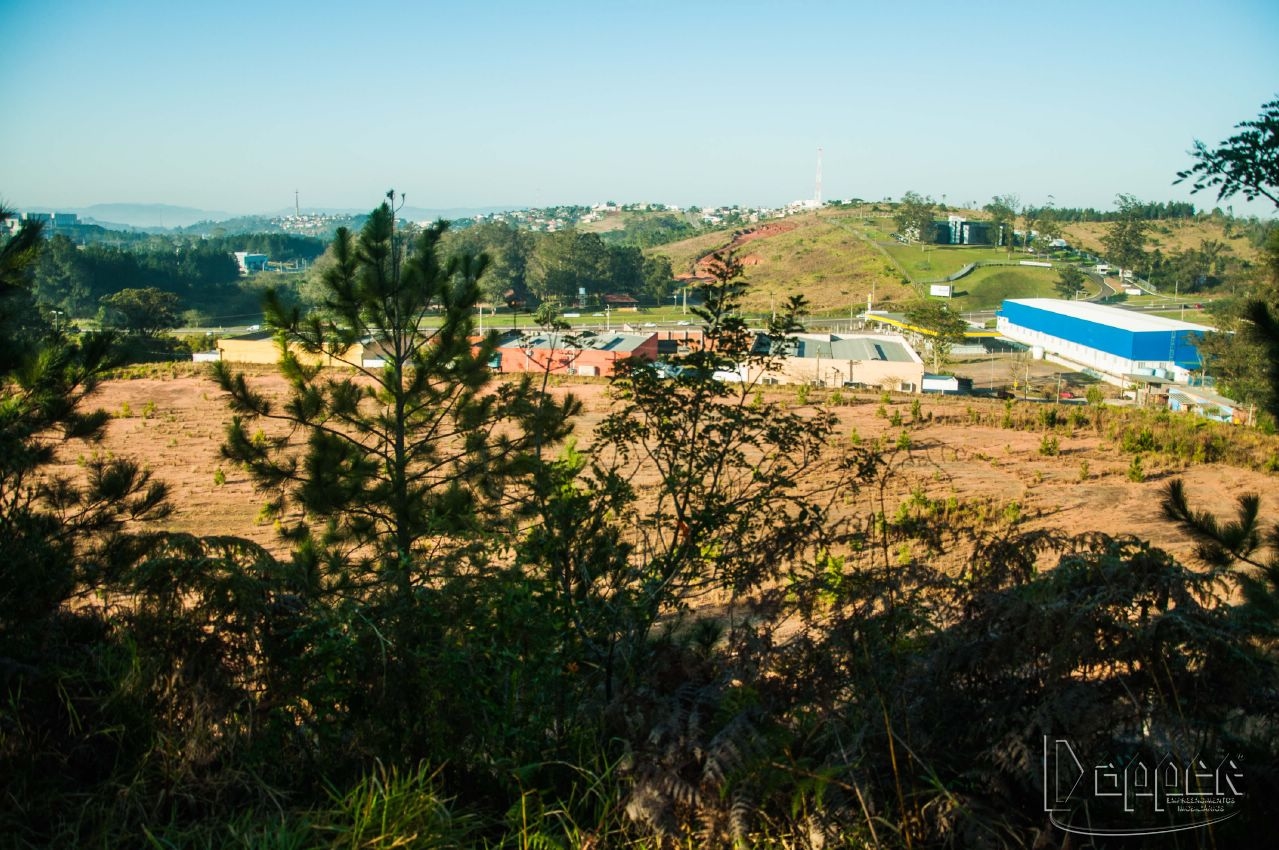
[1175,95,1279,208]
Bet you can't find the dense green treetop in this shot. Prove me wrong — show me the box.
[98,287,181,337]
[1101,193,1152,274]
[894,191,936,244]
[905,298,969,370]
[1054,265,1087,299]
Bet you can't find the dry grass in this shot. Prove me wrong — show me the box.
[650,227,740,273]
[652,212,913,313]
[1063,218,1261,260]
[731,218,906,313]
[576,210,633,234]
[54,372,1279,567]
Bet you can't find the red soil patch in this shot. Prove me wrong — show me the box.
[693,221,801,274]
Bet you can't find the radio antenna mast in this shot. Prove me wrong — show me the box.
[815,147,823,205]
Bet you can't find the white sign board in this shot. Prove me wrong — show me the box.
[929,284,953,298]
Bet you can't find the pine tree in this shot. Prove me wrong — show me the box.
[217,195,578,593]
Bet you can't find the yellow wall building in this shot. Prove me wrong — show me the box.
[216,331,368,367]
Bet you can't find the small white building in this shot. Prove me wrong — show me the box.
[234,252,269,274]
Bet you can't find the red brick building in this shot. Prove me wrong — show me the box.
[496,331,658,377]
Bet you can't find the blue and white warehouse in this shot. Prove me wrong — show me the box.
[996,299,1212,383]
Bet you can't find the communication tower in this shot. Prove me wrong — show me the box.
[815,147,823,205]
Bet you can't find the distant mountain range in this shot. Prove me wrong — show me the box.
[24,203,523,231]
[17,203,228,230]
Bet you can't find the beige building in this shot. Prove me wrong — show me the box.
[215,331,374,368]
[747,332,925,392]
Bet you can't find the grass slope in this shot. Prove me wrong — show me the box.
[730,217,908,313]
[651,212,913,314]
[647,209,1261,319]
[1063,218,1262,262]
[950,267,1061,310]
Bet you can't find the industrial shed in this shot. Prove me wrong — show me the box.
[747,333,926,392]
[996,299,1211,384]
[1168,386,1244,424]
[496,331,658,377]
[215,332,395,369]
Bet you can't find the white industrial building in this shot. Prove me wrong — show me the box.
[996,299,1212,385]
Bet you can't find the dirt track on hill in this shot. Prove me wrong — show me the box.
[53,373,1276,564]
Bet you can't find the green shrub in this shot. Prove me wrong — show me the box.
[1121,427,1158,453]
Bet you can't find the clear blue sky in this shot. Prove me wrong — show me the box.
[2,0,1276,217]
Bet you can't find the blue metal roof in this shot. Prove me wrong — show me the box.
[999,300,1205,368]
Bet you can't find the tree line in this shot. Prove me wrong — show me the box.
[439,220,676,307]
[30,232,328,320]
[1022,199,1197,222]
[29,219,679,332]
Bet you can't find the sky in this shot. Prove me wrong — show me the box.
[2,0,1277,218]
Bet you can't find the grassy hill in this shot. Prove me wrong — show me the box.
[644,206,1263,318]
[650,210,916,314]
[1062,217,1263,263]
[952,266,1062,310]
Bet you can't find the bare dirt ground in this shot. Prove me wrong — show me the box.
[54,371,1276,565]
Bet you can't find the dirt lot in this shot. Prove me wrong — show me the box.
[53,370,1276,564]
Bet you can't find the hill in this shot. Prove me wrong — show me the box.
[1062,217,1264,264]
[644,206,1266,316]
[70,203,231,230]
[650,209,915,314]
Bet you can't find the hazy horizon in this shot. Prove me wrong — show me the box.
[3,0,1277,219]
